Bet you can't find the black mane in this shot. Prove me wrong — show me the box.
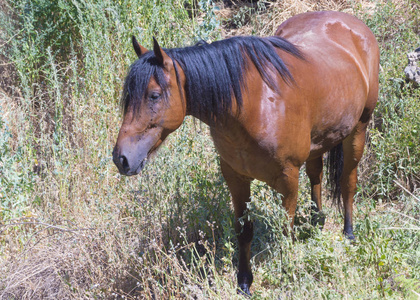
[122,36,304,121]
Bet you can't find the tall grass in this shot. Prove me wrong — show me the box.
[0,0,419,298]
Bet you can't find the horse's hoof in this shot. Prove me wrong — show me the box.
[344,231,355,241]
[237,272,253,297]
[237,284,251,297]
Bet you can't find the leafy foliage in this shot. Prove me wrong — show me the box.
[0,107,34,220]
[356,0,420,197]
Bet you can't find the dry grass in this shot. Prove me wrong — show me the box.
[216,0,377,37]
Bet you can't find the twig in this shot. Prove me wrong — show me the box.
[393,180,420,203]
[379,227,419,231]
[0,31,22,48]
[0,61,15,66]
[385,210,419,224]
[0,221,95,235]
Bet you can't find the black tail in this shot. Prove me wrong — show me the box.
[326,143,343,209]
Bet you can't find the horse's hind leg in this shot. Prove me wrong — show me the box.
[341,121,368,239]
[220,158,253,295]
[306,156,325,228]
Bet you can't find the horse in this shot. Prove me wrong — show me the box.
[113,11,379,294]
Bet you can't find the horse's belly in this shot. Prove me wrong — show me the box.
[308,108,361,158]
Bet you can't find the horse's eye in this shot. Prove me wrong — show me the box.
[148,92,161,101]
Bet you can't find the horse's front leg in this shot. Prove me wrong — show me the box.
[270,165,300,235]
[220,158,253,295]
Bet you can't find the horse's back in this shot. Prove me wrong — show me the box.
[276,11,379,89]
[276,11,377,49]
[274,11,379,157]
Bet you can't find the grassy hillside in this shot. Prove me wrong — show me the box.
[0,0,419,298]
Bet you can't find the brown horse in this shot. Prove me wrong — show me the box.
[113,11,379,294]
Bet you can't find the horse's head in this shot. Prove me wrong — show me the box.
[113,37,186,175]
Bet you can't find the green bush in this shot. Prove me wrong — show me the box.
[0,106,34,220]
[357,0,420,198]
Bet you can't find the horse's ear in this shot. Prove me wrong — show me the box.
[153,37,172,72]
[132,36,148,58]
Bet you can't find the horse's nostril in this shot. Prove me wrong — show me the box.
[120,155,129,172]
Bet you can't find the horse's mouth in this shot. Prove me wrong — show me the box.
[133,157,148,175]
[115,134,165,176]
[132,141,161,175]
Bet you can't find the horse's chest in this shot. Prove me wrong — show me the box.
[210,129,281,181]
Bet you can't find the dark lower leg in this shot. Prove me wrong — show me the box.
[236,220,253,294]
